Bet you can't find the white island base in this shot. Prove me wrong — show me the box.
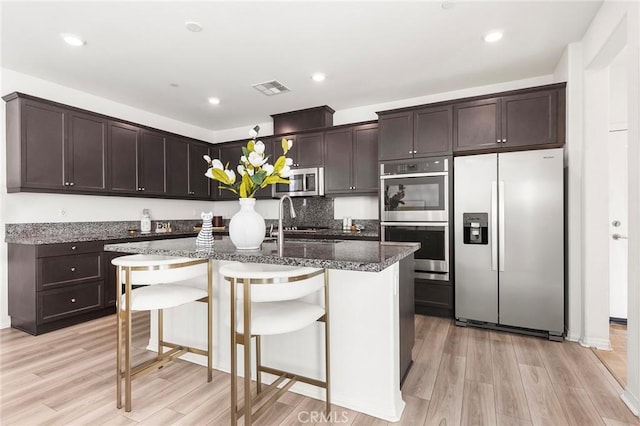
[146,260,406,422]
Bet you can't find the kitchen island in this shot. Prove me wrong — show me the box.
[104,236,417,421]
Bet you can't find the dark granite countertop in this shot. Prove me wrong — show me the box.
[5,229,199,245]
[104,237,417,273]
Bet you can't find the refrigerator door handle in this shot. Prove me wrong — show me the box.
[491,181,498,271]
[499,181,505,272]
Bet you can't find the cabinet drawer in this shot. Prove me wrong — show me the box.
[39,252,103,290]
[415,279,452,309]
[37,241,104,257]
[38,281,102,323]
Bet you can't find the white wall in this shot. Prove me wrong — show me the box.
[565,0,640,415]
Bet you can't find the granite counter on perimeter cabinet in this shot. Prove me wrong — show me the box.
[104,236,417,422]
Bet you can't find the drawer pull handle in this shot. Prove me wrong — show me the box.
[71,246,77,250]
[71,298,76,303]
[71,267,76,272]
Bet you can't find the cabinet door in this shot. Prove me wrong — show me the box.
[108,121,139,193]
[324,128,354,194]
[414,106,452,156]
[189,142,212,199]
[21,100,66,189]
[453,98,501,152]
[378,112,413,161]
[353,124,379,193]
[501,90,558,148]
[166,137,190,197]
[139,130,166,195]
[67,111,107,191]
[295,132,323,168]
[214,142,244,200]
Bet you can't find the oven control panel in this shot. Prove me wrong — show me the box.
[381,157,448,175]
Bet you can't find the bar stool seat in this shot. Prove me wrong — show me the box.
[220,262,330,426]
[112,254,213,412]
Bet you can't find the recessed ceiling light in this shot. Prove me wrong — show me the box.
[208,97,220,105]
[484,31,503,43]
[185,21,203,32]
[61,33,86,47]
[169,83,180,88]
[441,1,455,10]
[311,73,326,82]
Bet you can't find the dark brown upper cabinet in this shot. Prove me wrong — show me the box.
[324,123,378,195]
[67,111,107,191]
[108,121,140,193]
[454,87,564,153]
[108,124,166,195]
[378,106,452,161]
[290,132,323,168]
[4,96,107,193]
[138,129,166,195]
[188,142,213,199]
[212,141,244,200]
[165,136,190,197]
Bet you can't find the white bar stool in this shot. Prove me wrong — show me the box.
[111,254,213,412]
[219,262,330,426]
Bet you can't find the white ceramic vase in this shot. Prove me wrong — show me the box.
[228,198,266,250]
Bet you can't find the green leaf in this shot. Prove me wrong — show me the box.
[247,140,255,152]
[242,147,249,158]
[219,185,238,195]
[263,175,290,187]
[251,170,267,185]
[273,155,285,173]
[212,168,229,184]
[281,138,289,154]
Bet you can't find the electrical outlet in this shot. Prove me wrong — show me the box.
[58,208,67,217]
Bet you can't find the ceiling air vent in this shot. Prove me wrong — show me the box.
[252,80,291,96]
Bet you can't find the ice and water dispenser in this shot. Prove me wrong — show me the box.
[462,213,488,245]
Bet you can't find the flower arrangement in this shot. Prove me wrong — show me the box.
[204,125,293,198]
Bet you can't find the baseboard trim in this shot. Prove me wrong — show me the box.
[622,389,640,416]
[579,337,611,350]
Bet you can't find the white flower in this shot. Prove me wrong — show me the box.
[240,155,248,164]
[280,165,292,178]
[211,159,224,170]
[262,163,274,176]
[205,168,215,179]
[248,151,267,167]
[224,169,236,184]
[285,157,293,166]
[247,168,254,176]
[287,139,293,150]
[237,164,246,176]
[254,140,265,154]
[203,154,212,163]
[249,126,259,138]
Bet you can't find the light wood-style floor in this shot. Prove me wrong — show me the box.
[593,323,628,387]
[1,313,638,425]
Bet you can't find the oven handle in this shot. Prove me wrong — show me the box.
[381,221,449,227]
[380,171,449,179]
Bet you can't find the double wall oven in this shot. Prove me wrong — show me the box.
[380,157,450,281]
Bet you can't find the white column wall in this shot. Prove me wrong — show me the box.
[623,0,640,415]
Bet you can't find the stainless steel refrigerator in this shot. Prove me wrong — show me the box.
[454,148,564,339]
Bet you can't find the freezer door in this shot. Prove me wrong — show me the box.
[498,148,564,333]
[454,154,498,323]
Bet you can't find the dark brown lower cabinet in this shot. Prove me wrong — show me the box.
[399,254,415,386]
[8,241,113,335]
[415,278,453,318]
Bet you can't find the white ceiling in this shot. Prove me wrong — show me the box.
[1,1,602,131]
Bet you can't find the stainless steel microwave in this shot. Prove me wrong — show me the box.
[272,167,325,197]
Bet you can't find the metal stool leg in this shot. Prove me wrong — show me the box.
[116,266,122,409]
[207,260,213,382]
[125,267,133,412]
[230,277,238,425]
[256,335,262,394]
[243,278,253,426]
